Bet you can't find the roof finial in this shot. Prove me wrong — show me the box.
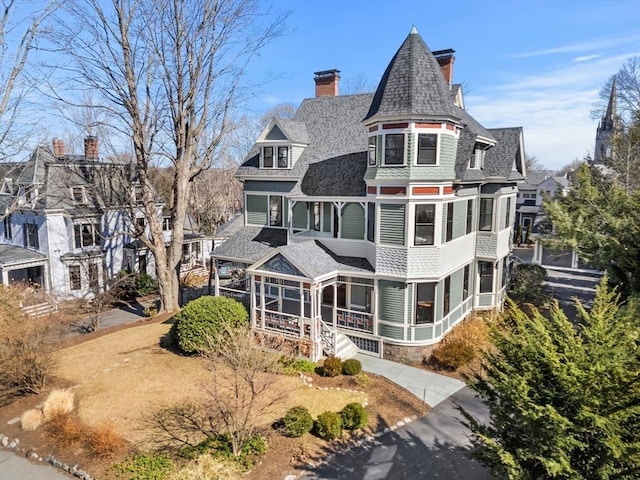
[410,25,418,35]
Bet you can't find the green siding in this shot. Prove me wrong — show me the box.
[378,280,406,324]
[244,180,295,193]
[378,323,404,340]
[265,125,286,140]
[414,324,434,341]
[246,194,267,225]
[452,201,466,239]
[292,202,308,229]
[409,132,457,181]
[406,132,414,165]
[379,204,406,245]
[441,203,448,244]
[322,203,332,233]
[450,268,464,308]
[342,203,365,240]
[283,197,290,227]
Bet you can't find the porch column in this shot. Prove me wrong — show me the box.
[372,281,378,336]
[249,275,256,328]
[299,280,304,338]
[259,277,266,330]
[332,283,337,327]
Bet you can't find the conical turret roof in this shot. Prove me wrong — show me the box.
[363,27,459,122]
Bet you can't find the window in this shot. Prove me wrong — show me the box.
[470,143,485,169]
[269,195,283,227]
[88,263,99,290]
[466,199,473,234]
[417,134,437,165]
[384,134,404,165]
[415,204,435,245]
[463,264,470,299]
[71,186,85,204]
[479,198,494,232]
[313,202,320,231]
[277,146,289,168]
[74,223,100,249]
[3,214,12,240]
[162,217,171,231]
[133,185,143,203]
[136,217,146,230]
[138,254,147,274]
[479,261,494,293]
[504,197,512,229]
[263,146,273,168]
[25,222,39,249]
[24,186,34,203]
[502,257,509,289]
[368,137,377,166]
[415,282,435,324]
[69,265,81,291]
[445,203,454,242]
[367,202,375,242]
[443,276,451,317]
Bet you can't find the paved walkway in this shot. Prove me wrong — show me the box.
[356,354,466,407]
[0,450,73,479]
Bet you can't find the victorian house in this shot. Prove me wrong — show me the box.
[212,28,526,361]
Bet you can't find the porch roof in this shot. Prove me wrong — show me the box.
[253,240,373,281]
[212,226,288,263]
[0,244,47,267]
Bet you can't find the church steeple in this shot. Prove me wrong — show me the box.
[593,78,619,164]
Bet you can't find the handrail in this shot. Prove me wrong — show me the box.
[316,316,336,356]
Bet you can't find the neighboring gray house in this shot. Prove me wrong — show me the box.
[212,28,526,361]
[515,171,570,237]
[0,137,210,301]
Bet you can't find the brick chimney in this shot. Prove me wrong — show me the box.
[84,136,98,160]
[314,69,340,97]
[52,138,65,158]
[433,49,455,84]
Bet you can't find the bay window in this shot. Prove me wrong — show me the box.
[415,204,435,245]
[479,198,494,232]
[417,133,437,165]
[415,282,435,324]
[368,137,377,166]
[384,134,404,165]
[479,261,494,293]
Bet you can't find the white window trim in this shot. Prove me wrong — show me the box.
[414,132,440,166]
[71,186,86,204]
[368,136,377,167]
[381,133,407,167]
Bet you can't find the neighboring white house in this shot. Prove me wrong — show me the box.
[515,171,570,236]
[0,137,211,300]
[212,28,526,362]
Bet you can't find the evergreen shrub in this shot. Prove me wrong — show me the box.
[314,411,343,440]
[321,356,342,377]
[341,358,362,375]
[339,402,368,430]
[281,406,313,437]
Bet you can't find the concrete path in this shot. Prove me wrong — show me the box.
[0,450,73,479]
[300,387,492,479]
[356,354,466,407]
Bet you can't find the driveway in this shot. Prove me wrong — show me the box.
[300,387,491,479]
[544,268,602,322]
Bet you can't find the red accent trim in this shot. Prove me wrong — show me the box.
[443,186,455,194]
[416,122,441,129]
[367,186,377,194]
[368,126,378,132]
[255,275,261,281]
[303,283,310,289]
[412,186,440,195]
[380,186,406,195]
[445,123,456,131]
[382,122,409,130]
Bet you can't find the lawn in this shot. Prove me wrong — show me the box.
[1,319,424,479]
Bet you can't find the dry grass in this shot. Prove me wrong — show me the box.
[20,408,44,431]
[43,388,75,421]
[170,454,241,480]
[47,413,85,447]
[430,313,492,371]
[86,422,127,459]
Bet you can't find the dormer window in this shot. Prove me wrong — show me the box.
[72,186,86,204]
[277,146,289,168]
[470,143,487,169]
[417,134,437,165]
[263,147,274,167]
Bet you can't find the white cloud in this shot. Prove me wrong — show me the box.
[573,54,600,63]
[512,34,640,58]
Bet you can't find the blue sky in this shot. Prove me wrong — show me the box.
[242,0,640,171]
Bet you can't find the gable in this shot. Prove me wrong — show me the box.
[265,125,287,141]
[260,253,305,276]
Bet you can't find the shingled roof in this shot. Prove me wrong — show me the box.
[363,27,460,122]
[485,127,525,180]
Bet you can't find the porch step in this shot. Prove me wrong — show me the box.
[22,302,57,318]
[333,331,358,360]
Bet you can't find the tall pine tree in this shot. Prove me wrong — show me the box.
[465,279,640,479]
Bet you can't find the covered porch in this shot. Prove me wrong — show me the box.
[0,244,49,289]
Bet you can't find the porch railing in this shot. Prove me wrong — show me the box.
[336,308,373,333]
[257,310,309,337]
[316,316,336,357]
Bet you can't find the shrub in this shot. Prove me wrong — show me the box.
[178,433,265,470]
[278,356,317,376]
[170,296,248,354]
[314,411,343,440]
[508,263,549,307]
[339,402,368,430]
[42,389,75,421]
[47,413,84,447]
[20,408,44,431]
[86,422,126,458]
[430,315,490,370]
[341,358,362,376]
[109,453,174,480]
[281,406,314,438]
[135,273,159,296]
[321,356,342,377]
[240,434,267,458]
[353,372,370,388]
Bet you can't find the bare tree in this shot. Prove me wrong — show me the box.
[50,0,287,312]
[525,153,546,174]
